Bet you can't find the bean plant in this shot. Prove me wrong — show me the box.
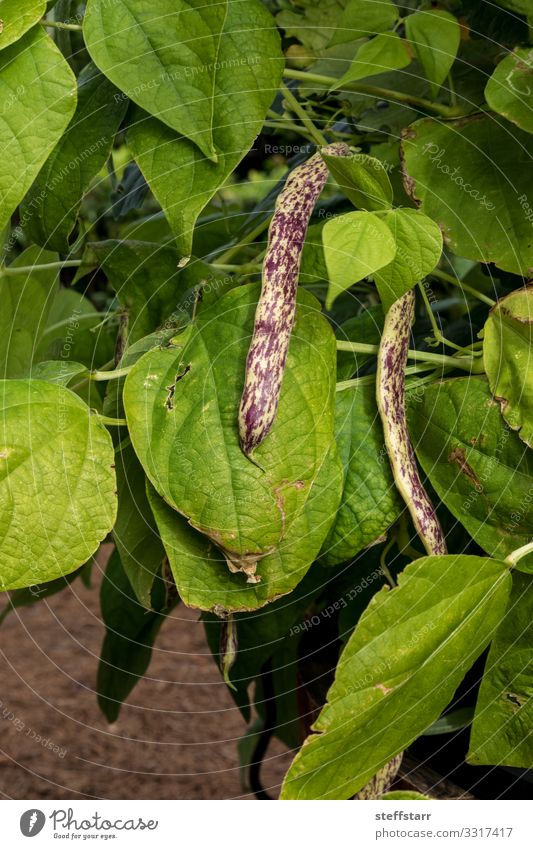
[0,0,532,800]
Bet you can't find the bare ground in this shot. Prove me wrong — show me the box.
[0,555,292,800]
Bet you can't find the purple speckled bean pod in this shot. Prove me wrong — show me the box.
[239,142,350,457]
[376,290,447,556]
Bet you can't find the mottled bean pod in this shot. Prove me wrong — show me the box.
[376,290,447,555]
[239,142,350,457]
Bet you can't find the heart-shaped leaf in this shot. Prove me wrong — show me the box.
[124,285,339,581]
[0,380,116,590]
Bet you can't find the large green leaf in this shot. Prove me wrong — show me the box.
[147,442,341,613]
[281,554,511,799]
[408,377,533,572]
[22,64,128,252]
[332,33,411,89]
[321,150,393,211]
[0,380,116,590]
[89,240,225,343]
[483,287,533,448]
[401,115,533,277]
[124,284,339,581]
[330,0,399,47]
[323,211,397,308]
[0,26,76,233]
[485,48,533,135]
[468,571,533,768]
[97,550,168,722]
[374,208,443,311]
[0,0,46,51]
[84,0,283,163]
[321,384,402,566]
[0,247,59,378]
[405,10,460,96]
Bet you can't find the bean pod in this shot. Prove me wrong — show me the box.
[239,142,350,457]
[376,290,447,555]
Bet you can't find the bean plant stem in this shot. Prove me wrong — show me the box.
[283,68,465,119]
[336,362,439,392]
[336,340,484,372]
[89,366,132,382]
[418,281,467,353]
[1,259,83,276]
[280,82,329,146]
[505,541,533,568]
[40,20,83,31]
[431,268,496,307]
[215,217,271,265]
[96,415,127,427]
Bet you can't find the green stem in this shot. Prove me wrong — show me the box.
[284,68,465,119]
[336,340,483,372]
[89,366,132,382]
[215,217,271,265]
[505,541,533,568]
[211,262,262,273]
[95,414,127,427]
[280,82,328,146]
[418,281,466,353]
[336,362,436,392]
[41,19,83,31]
[1,259,82,276]
[431,269,496,307]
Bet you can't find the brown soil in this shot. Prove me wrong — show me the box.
[0,552,292,800]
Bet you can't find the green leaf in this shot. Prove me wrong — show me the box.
[84,0,283,163]
[382,791,430,800]
[321,384,402,566]
[424,706,474,736]
[483,287,533,448]
[468,571,533,768]
[0,26,76,234]
[323,211,397,309]
[331,33,411,89]
[405,10,461,96]
[401,115,533,277]
[35,288,115,370]
[124,283,340,584]
[321,151,393,211]
[0,247,59,378]
[485,48,533,135]
[148,444,341,613]
[408,377,533,572]
[375,209,443,311]
[22,64,128,252]
[30,360,87,386]
[277,0,345,52]
[0,380,117,590]
[0,0,46,51]
[97,550,168,722]
[330,0,399,47]
[90,240,228,343]
[281,554,511,799]
[127,72,281,259]
[113,445,165,609]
